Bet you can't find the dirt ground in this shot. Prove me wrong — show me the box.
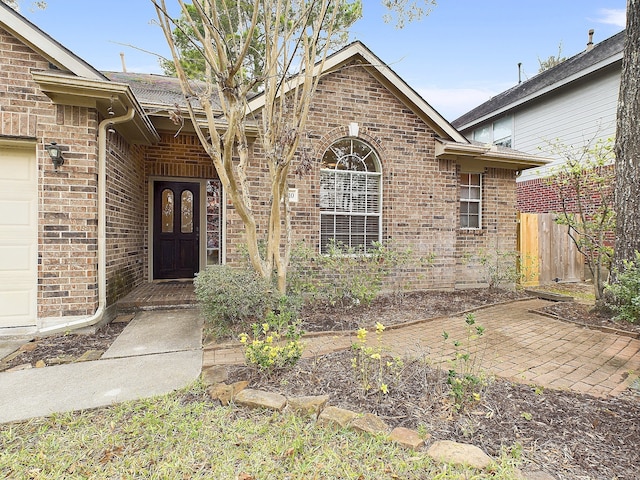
[2,284,639,479]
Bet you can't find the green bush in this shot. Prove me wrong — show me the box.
[605,251,640,323]
[288,240,414,308]
[194,265,278,338]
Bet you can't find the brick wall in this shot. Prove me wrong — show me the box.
[1,27,100,318]
[217,62,520,290]
[105,133,146,303]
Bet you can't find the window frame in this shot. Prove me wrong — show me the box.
[319,137,382,254]
[459,172,482,230]
[472,116,513,148]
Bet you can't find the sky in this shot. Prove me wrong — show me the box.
[13,0,627,122]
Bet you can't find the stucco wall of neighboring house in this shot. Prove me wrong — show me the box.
[105,133,146,303]
[0,27,100,320]
[217,62,520,290]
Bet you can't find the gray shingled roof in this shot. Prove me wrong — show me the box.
[452,30,625,129]
[103,71,213,109]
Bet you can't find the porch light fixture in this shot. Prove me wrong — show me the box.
[45,142,65,170]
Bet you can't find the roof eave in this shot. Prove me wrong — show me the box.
[32,70,160,145]
[435,139,551,170]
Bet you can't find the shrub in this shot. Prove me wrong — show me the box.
[194,265,278,338]
[288,240,417,308]
[605,251,640,323]
[239,309,305,371]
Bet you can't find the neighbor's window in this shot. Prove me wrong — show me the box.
[460,173,482,229]
[320,138,381,254]
[472,116,512,148]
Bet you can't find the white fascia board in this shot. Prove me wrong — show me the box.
[1,4,105,81]
[32,71,159,144]
[457,53,623,131]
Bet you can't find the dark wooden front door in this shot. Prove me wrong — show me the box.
[153,181,200,279]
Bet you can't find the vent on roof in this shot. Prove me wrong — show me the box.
[586,29,595,51]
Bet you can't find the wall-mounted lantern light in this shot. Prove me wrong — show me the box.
[45,142,65,170]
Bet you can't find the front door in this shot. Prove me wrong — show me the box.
[153,181,200,279]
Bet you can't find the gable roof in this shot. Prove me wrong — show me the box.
[452,30,625,131]
[246,41,469,144]
[0,1,106,80]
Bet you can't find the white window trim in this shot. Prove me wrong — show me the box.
[460,173,482,230]
[319,138,382,254]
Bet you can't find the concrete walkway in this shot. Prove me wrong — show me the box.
[0,310,203,424]
[2,299,638,424]
[204,298,640,398]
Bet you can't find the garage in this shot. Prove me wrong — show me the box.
[0,140,38,333]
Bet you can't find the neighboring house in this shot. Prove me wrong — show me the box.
[0,3,546,336]
[452,30,622,214]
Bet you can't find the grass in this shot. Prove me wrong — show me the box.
[0,381,524,479]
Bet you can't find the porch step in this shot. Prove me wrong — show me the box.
[116,281,198,313]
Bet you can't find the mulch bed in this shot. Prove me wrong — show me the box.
[2,286,640,479]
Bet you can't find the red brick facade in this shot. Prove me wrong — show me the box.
[1,27,100,319]
[0,23,530,333]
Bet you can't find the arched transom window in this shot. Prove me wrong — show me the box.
[320,138,382,253]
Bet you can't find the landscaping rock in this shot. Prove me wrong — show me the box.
[317,406,358,429]
[77,350,103,362]
[19,342,38,352]
[201,365,229,386]
[35,360,46,368]
[389,427,426,449]
[427,440,492,470]
[48,355,75,365]
[350,413,390,436]
[208,381,249,405]
[234,388,287,411]
[286,395,329,417]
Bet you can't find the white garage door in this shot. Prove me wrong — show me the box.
[0,143,38,330]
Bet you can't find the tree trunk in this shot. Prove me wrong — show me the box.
[612,0,640,277]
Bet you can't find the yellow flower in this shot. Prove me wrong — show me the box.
[370,353,381,360]
[375,322,385,333]
[262,323,270,333]
[239,333,248,344]
[380,383,389,394]
[266,335,274,343]
[357,328,367,342]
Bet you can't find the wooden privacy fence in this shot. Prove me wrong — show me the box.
[517,213,584,286]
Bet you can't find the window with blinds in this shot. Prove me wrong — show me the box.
[319,138,381,253]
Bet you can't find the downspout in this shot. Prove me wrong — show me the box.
[40,107,135,334]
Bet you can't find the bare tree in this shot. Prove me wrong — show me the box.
[153,0,434,293]
[153,0,360,293]
[612,0,640,276]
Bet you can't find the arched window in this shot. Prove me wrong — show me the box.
[320,138,381,253]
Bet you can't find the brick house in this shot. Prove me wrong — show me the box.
[0,4,546,336]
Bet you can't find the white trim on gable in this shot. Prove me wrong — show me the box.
[246,41,469,144]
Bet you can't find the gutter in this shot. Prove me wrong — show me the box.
[39,107,135,334]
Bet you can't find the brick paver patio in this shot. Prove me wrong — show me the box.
[203,298,640,397]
